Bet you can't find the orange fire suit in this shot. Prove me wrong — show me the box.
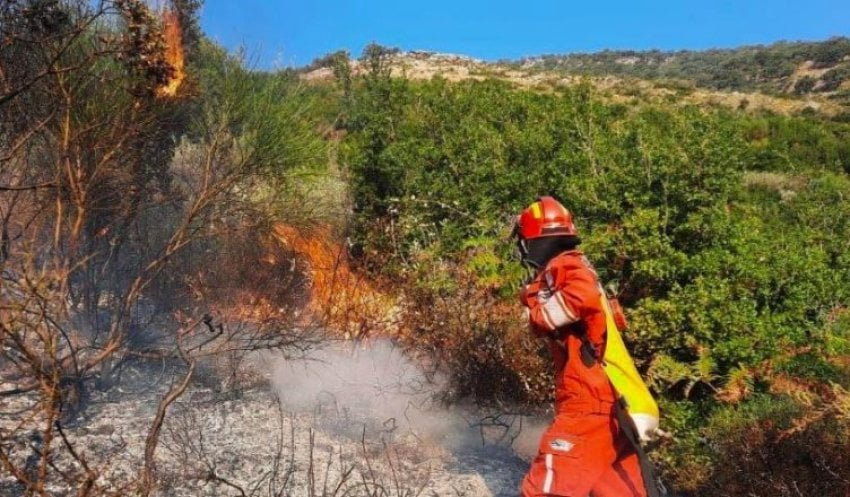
[520,250,647,497]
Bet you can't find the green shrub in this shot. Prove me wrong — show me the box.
[339,73,850,495]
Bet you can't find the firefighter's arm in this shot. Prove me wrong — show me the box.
[522,265,607,355]
[560,269,608,360]
[521,266,584,338]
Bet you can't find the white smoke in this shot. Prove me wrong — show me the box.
[272,340,465,446]
[270,340,548,456]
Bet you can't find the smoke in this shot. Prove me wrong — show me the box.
[272,340,467,447]
[510,417,549,460]
[271,340,548,456]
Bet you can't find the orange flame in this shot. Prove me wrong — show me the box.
[272,224,394,338]
[157,9,184,98]
[205,223,395,337]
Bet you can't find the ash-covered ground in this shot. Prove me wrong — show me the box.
[1,341,535,496]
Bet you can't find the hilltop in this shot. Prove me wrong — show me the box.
[301,38,850,116]
[518,37,850,96]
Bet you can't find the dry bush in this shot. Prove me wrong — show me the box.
[271,224,398,340]
[675,377,850,497]
[700,411,850,496]
[397,269,551,410]
[0,2,324,494]
[187,222,310,321]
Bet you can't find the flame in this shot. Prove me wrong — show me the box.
[156,9,184,98]
[272,224,394,338]
[204,223,395,338]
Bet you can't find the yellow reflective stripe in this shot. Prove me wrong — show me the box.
[530,202,543,219]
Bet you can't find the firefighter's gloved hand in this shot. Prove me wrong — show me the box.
[642,427,673,452]
[520,283,545,307]
[520,286,551,338]
[631,414,662,444]
[519,284,532,307]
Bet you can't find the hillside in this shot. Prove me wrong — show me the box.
[301,41,850,117]
[318,41,850,496]
[518,37,850,97]
[3,3,850,496]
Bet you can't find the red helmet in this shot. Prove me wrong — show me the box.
[516,196,578,240]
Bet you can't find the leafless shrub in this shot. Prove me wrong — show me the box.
[398,269,550,410]
[0,1,325,494]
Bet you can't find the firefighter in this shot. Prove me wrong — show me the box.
[515,196,659,497]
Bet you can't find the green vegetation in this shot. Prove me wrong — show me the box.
[4,4,850,493]
[518,37,850,95]
[336,54,850,494]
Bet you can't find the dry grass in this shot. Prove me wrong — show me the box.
[300,53,845,116]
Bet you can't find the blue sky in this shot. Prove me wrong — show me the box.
[200,0,850,68]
